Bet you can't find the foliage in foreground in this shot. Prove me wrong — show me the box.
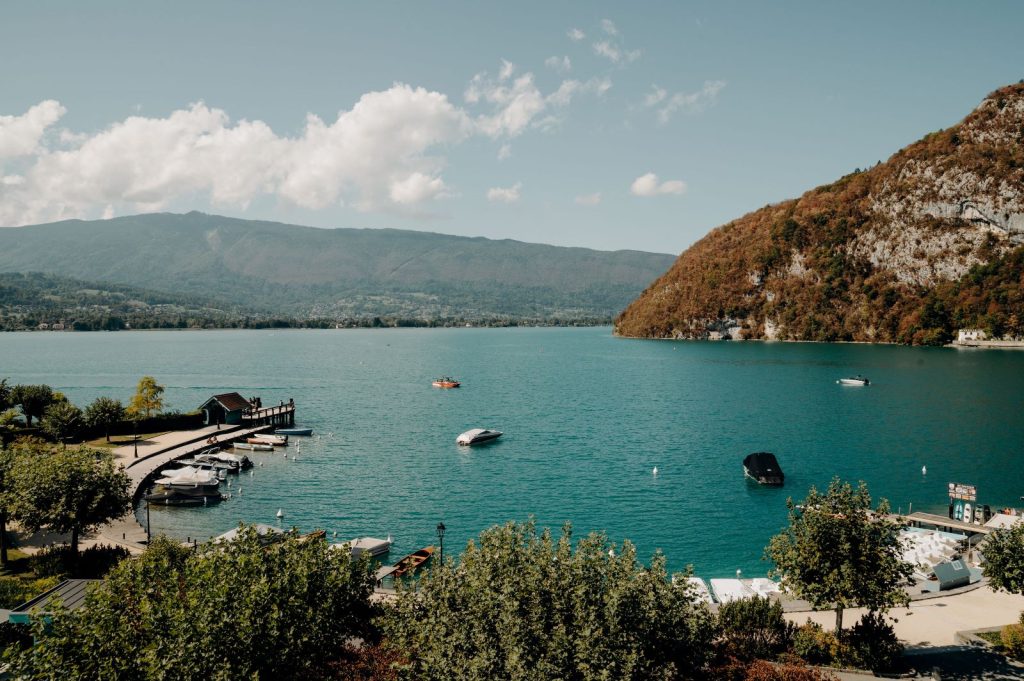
[382,520,716,681]
[717,596,793,662]
[765,479,913,632]
[12,528,377,680]
[983,521,1024,595]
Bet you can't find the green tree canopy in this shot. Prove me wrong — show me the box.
[126,376,164,420]
[0,378,12,412]
[12,528,377,679]
[982,521,1024,594]
[40,401,84,446]
[765,479,914,633]
[382,520,716,680]
[0,446,17,566]
[84,396,125,442]
[10,443,130,556]
[11,384,55,428]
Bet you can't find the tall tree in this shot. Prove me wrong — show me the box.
[40,401,84,447]
[383,520,716,680]
[982,521,1024,594]
[0,446,17,566]
[84,396,125,443]
[11,384,54,428]
[11,444,130,557]
[0,378,12,412]
[765,479,914,633]
[11,528,376,679]
[126,376,164,420]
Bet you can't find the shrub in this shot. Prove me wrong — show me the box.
[1001,622,1024,660]
[714,659,838,680]
[792,620,839,666]
[30,543,130,579]
[841,612,903,671]
[718,596,793,662]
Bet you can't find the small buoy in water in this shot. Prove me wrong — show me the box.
[736,569,742,578]
[259,462,264,467]
[227,479,232,487]
[250,470,254,477]
[276,508,284,519]
[652,466,658,476]
[238,487,242,495]
[332,531,337,538]
[922,465,927,476]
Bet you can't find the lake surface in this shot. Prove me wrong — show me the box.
[1,328,1022,578]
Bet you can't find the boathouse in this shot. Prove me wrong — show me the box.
[199,392,252,426]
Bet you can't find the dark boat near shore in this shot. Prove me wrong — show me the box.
[743,452,785,486]
[391,546,435,578]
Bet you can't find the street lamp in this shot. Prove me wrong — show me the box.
[436,522,446,565]
[133,419,138,458]
[146,498,151,543]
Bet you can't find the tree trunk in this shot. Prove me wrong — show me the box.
[0,511,7,566]
[105,426,110,443]
[70,526,79,557]
[835,606,844,635]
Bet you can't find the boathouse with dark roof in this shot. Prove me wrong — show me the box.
[199,392,252,426]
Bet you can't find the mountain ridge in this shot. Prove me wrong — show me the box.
[616,81,1024,344]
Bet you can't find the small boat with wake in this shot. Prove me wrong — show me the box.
[432,376,461,388]
[837,375,870,386]
[391,546,435,578]
[456,428,502,446]
[743,452,785,486]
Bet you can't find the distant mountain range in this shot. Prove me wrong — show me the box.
[0,212,675,324]
[616,82,1024,345]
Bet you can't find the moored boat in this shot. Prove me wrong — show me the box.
[743,452,784,486]
[391,546,435,578]
[144,489,222,506]
[456,428,502,446]
[247,435,287,447]
[333,536,394,559]
[275,427,313,436]
[432,376,461,388]
[233,442,275,451]
[837,376,870,386]
[153,466,222,496]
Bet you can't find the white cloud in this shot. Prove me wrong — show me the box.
[0,100,65,159]
[575,192,601,206]
[630,173,686,197]
[544,55,572,73]
[497,144,512,160]
[601,19,619,36]
[390,172,447,204]
[498,59,516,81]
[567,27,585,41]
[647,80,726,123]
[592,40,640,64]
[487,182,522,203]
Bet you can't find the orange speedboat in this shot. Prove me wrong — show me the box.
[432,376,461,388]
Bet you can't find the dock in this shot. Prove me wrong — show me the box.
[893,512,993,537]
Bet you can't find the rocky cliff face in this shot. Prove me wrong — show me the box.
[616,82,1024,345]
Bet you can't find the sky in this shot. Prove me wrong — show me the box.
[1,1,1022,254]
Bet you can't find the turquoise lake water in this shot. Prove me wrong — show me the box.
[1,328,1022,578]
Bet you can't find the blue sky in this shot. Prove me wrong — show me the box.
[1,1,1022,253]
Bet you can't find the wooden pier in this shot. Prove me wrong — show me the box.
[242,399,296,428]
[893,512,993,537]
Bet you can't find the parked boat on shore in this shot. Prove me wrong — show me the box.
[456,428,502,446]
[391,546,435,578]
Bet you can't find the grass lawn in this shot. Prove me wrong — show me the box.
[82,431,172,449]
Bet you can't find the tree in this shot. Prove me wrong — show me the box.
[126,376,164,420]
[765,479,913,634]
[983,521,1024,594]
[40,401,84,447]
[0,447,16,566]
[382,520,717,680]
[11,384,54,428]
[0,378,12,412]
[10,444,130,557]
[717,596,793,662]
[84,397,125,443]
[11,528,376,679]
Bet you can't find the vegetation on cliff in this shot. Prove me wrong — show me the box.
[616,82,1024,344]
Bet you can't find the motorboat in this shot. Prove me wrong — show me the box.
[332,536,393,559]
[676,576,714,604]
[432,377,461,388]
[144,489,222,506]
[743,452,784,486]
[837,376,870,386]
[195,451,252,470]
[249,434,287,446]
[456,428,502,446]
[153,466,222,495]
[391,546,435,578]
[176,457,237,473]
[233,442,274,451]
[275,427,313,436]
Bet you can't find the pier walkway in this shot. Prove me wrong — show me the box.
[97,423,274,551]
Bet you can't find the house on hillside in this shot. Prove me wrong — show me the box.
[957,329,987,343]
[198,392,253,426]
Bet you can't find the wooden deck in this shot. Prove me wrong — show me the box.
[894,512,993,536]
[242,400,296,427]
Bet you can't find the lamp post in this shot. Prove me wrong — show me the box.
[146,498,151,543]
[133,419,138,458]
[436,522,446,566]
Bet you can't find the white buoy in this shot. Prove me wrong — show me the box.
[250,470,254,477]
[736,569,742,578]
[276,508,284,519]
[238,487,242,495]
[332,531,337,538]
[652,466,658,476]
[259,462,264,467]
[922,465,927,476]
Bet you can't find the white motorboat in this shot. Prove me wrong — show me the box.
[709,578,755,604]
[456,428,503,446]
[250,433,288,446]
[154,466,222,494]
[195,451,252,469]
[233,442,274,451]
[332,536,393,559]
[678,576,714,604]
[837,376,870,386]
